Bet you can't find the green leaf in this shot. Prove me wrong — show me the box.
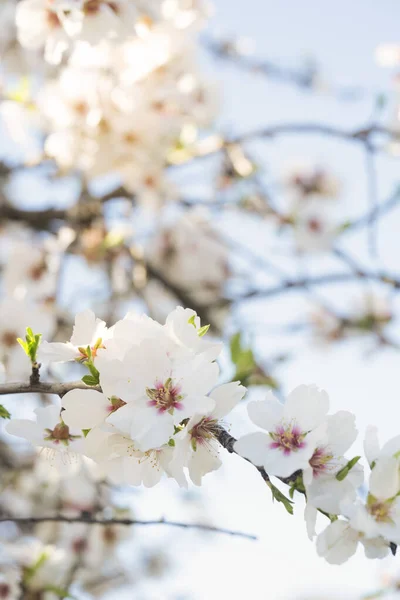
[24,551,49,584]
[230,332,242,364]
[82,429,91,438]
[336,456,361,481]
[82,375,99,386]
[168,438,175,447]
[266,481,294,515]
[197,324,210,337]
[0,405,11,419]
[17,328,42,363]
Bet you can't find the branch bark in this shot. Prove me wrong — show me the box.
[0,515,256,540]
[0,380,101,396]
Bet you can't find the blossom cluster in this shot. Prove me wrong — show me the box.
[3,305,400,566]
[11,0,216,207]
[7,306,245,488]
[0,448,167,597]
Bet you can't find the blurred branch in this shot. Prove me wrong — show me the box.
[203,37,363,99]
[0,515,256,540]
[364,142,379,257]
[236,271,400,302]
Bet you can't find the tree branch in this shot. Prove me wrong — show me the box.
[235,271,400,302]
[203,37,363,100]
[0,380,101,396]
[0,515,256,540]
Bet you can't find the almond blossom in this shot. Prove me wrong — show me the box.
[6,405,84,468]
[103,337,219,451]
[234,385,329,478]
[316,519,389,565]
[38,308,110,364]
[170,382,246,485]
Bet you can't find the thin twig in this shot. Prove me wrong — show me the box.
[0,515,256,540]
[364,142,380,257]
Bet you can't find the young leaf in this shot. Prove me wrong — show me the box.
[266,481,294,515]
[0,405,11,419]
[230,332,242,364]
[336,456,361,481]
[17,328,42,364]
[82,375,99,386]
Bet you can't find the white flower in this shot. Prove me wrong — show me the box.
[303,410,362,538]
[171,382,246,485]
[61,388,118,429]
[97,433,186,488]
[3,242,57,301]
[0,566,20,600]
[104,306,221,363]
[364,426,400,466]
[316,519,389,565]
[102,337,219,451]
[234,385,329,478]
[6,405,84,468]
[163,306,222,361]
[146,212,229,304]
[39,309,109,364]
[294,200,337,253]
[347,457,400,543]
[16,0,70,64]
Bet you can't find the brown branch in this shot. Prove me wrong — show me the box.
[0,380,101,396]
[0,515,256,540]
[0,186,133,230]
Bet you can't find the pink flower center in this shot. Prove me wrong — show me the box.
[190,417,219,443]
[269,423,306,455]
[307,218,322,233]
[146,378,184,414]
[309,447,333,476]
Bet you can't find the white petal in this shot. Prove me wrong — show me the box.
[177,395,215,422]
[284,385,329,432]
[178,358,219,398]
[369,457,400,501]
[263,445,313,478]
[304,503,318,540]
[247,393,284,431]
[34,405,61,429]
[325,411,357,456]
[70,310,106,346]
[188,441,222,486]
[106,403,137,436]
[361,538,389,559]
[380,434,400,459]
[38,341,78,363]
[316,520,358,565]
[364,425,381,466]
[234,432,270,466]
[210,382,246,420]
[62,389,109,429]
[6,419,43,444]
